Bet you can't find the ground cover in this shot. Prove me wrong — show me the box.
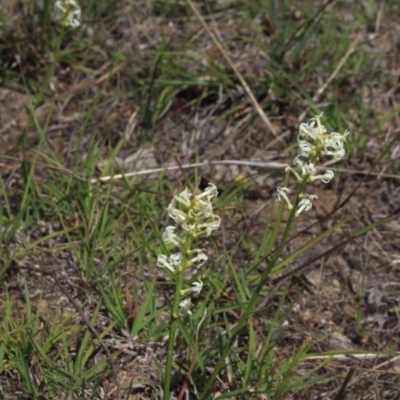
[0,0,400,399]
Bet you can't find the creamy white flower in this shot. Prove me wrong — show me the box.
[196,183,218,200]
[278,115,349,221]
[325,147,345,160]
[173,187,192,208]
[298,140,312,158]
[167,203,188,223]
[298,113,326,141]
[162,226,182,247]
[293,155,304,167]
[190,198,214,219]
[277,187,293,210]
[182,223,197,234]
[295,198,313,217]
[321,135,346,158]
[187,249,208,267]
[171,253,183,271]
[310,170,334,183]
[55,0,81,27]
[285,165,302,182]
[180,280,203,296]
[314,113,326,132]
[298,121,316,141]
[328,130,349,143]
[159,183,221,320]
[196,215,222,237]
[177,298,193,316]
[157,253,183,273]
[166,183,220,237]
[297,113,348,163]
[301,162,316,177]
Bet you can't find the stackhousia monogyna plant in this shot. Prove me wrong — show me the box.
[160,114,350,399]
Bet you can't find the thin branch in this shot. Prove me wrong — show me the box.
[298,32,362,122]
[333,368,356,400]
[90,159,400,183]
[186,0,280,141]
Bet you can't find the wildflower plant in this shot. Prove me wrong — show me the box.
[159,184,221,398]
[197,115,353,399]
[158,116,354,399]
[278,113,349,217]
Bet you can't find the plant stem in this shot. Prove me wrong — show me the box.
[200,180,307,399]
[163,235,193,400]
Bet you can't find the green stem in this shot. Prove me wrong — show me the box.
[34,28,65,108]
[200,180,308,399]
[263,171,290,257]
[163,235,193,400]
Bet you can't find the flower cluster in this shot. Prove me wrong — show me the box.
[278,114,349,216]
[55,0,81,28]
[158,184,221,317]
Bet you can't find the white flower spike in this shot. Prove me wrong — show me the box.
[159,183,221,318]
[278,114,349,218]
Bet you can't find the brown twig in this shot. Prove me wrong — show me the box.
[185,0,280,142]
[271,207,400,286]
[89,159,400,184]
[298,32,362,122]
[56,62,127,98]
[332,367,356,400]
